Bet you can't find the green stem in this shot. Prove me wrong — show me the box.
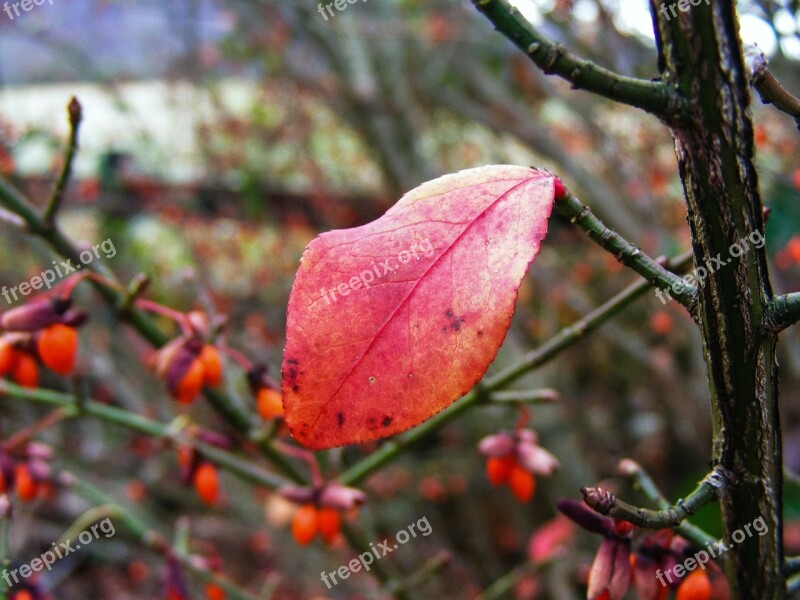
[340,524,412,600]
[473,563,539,600]
[582,467,729,531]
[0,381,291,490]
[339,251,691,486]
[43,97,82,225]
[471,0,687,120]
[619,459,717,547]
[0,496,10,600]
[784,557,800,576]
[63,475,258,600]
[763,293,800,333]
[555,190,697,309]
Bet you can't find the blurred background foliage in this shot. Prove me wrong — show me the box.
[1,1,800,598]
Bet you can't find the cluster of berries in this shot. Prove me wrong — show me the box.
[0,296,85,388]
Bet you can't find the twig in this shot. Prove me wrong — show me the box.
[340,523,412,600]
[581,466,728,529]
[0,381,291,490]
[555,188,697,309]
[471,0,687,120]
[1,408,69,452]
[43,97,82,226]
[0,495,10,600]
[617,459,718,546]
[486,388,559,404]
[784,556,800,576]
[473,562,540,600]
[763,292,800,333]
[747,47,800,129]
[62,474,259,600]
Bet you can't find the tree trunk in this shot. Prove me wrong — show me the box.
[653,2,784,597]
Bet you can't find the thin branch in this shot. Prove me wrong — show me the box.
[485,388,560,404]
[555,188,697,309]
[763,293,800,333]
[471,0,687,120]
[0,380,291,491]
[338,251,692,486]
[747,47,800,129]
[784,557,800,577]
[0,495,10,600]
[583,464,731,538]
[621,460,730,548]
[61,474,259,600]
[473,563,540,600]
[43,97,82,225]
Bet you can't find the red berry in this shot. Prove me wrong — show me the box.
[676,569,711,600]
[205,583,226,600]
[486,455,515,486]
[194,462,220,506]
[508,463,536,503]
[15,464,38,502]
[199,345,223,387]
[173,359,205,404]
[37,323,78,375]
[0,339,15,375]
[317,507,341,544]
[292,504,318,545]
[256,388,283,420]
[12,352,38,388]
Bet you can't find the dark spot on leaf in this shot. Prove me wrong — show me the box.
[284,358,300,387]
[445,308,454,318]
[382,416,392,427]
[292,385,299,392]
[366,417,377,429]
[337,412,345,427]
[477,330,483,337]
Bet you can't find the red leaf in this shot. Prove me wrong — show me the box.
[282,166,556,449]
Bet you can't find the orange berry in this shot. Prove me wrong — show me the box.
[291,504,318,545]
[13,591,34,600]
[650,312,673,335]
[256,387,283,420]
[205,583,226,600]
[15,464,38,502]
[194,462,219,506]
[0,339,15,375]
[317,507,341,544]
[508,463,536,503]
[787,237,800,263]
[173,358,205,404]
[12,353,38,388]
[793,167,800,190]
[37,323,78,375]
[486,455,516,486]
[676,568,712,600]
[199,345,223,387]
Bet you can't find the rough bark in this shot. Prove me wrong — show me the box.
[653,2,784,597]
